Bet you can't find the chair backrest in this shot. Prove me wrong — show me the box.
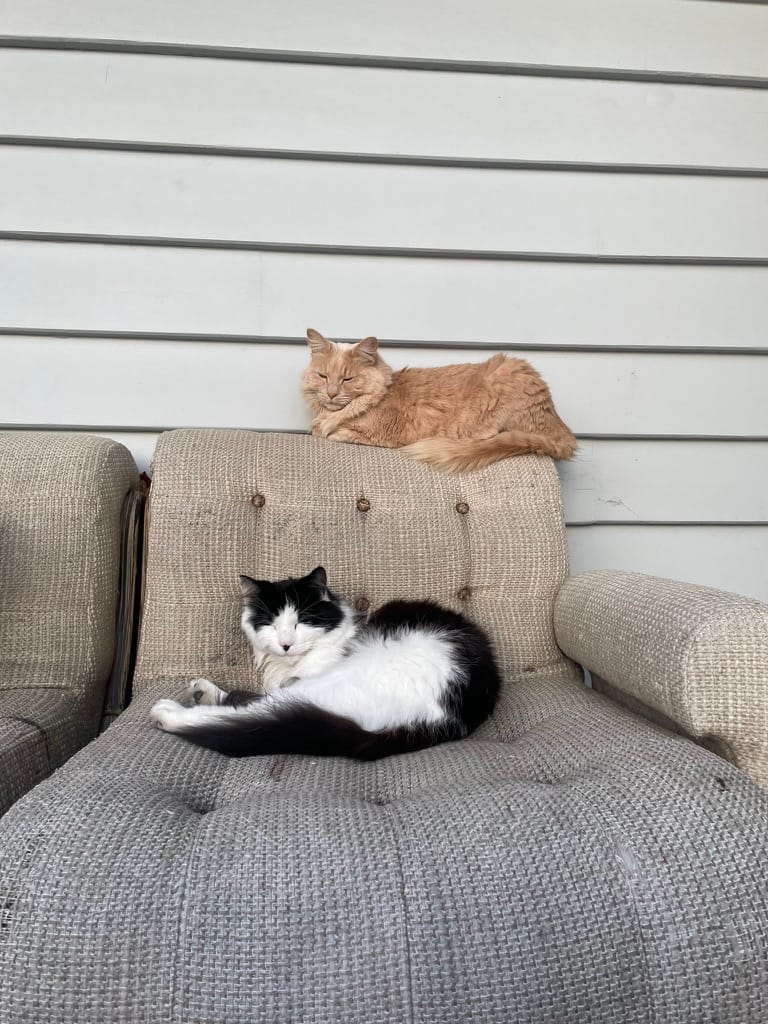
[0,432,137,695]
[133,429,570,692]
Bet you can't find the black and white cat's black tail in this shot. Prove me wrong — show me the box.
[163,701,447,762]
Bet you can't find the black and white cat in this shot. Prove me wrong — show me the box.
[150,567,501,761]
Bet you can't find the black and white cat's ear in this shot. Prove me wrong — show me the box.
[355,336,378,364]
[305,566,328,591]
[239,575,262,603]
[306,328,332,355]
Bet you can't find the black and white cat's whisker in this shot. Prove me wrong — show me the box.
[296,596,325,616]
[243,594,273,617]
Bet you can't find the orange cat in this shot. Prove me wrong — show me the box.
[300,329,576,472]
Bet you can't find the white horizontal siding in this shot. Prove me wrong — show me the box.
[3,0,768,78]
[568,526,767,602]
[1,2,766,603]
[2,50,768,168]
[3,242,767,347]
[2,337,766,437]
[560,441,768,523]
[3,146,768,257]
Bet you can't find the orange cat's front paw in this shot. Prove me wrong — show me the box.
[326,427,361,443]
[312,419,334,439]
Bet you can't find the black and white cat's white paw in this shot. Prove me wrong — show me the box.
[150,698,187,732]
[151,695,238,733]
[188,678,226,706]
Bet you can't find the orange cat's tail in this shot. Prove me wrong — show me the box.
[401,430,577,473]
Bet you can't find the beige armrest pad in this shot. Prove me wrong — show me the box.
[554,571,768,787]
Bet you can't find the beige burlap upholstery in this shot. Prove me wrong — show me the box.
[0,432,137,813]
[554,570,768,789]
[134,429,577,710]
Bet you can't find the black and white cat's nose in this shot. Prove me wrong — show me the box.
[282,644,291,652]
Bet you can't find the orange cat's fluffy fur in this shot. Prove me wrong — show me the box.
[300,329,576,473]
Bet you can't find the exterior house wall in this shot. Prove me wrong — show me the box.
[1,0,766,599]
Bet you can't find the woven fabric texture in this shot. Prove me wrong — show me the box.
[0,689,89,816]
[554,570,768,788]
[0,432,137,812]
[134,429,571,695]
[2,430,768,1022]
[2,673,768,1023]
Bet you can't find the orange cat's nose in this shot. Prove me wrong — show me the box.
[327,386,340,399]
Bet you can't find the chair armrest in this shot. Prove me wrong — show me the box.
[554,570,768,788]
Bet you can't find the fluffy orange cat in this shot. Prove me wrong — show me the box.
[300,329,576,473]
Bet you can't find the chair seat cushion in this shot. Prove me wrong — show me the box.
[1,674,767,1023]
[0,689,93,815]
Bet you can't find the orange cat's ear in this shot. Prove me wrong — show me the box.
[306,328,332,355]
[355,336,378,364]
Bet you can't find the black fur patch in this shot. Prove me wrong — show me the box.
[363,600,501,736]
[220,689,263,708]
[240,566,344,633]
[172,699,440,762]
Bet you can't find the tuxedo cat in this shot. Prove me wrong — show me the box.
[150,567,500,761]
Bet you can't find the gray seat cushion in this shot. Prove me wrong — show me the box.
[0,689,93,815]
[0,715,49,817]
[1,674,767,1023]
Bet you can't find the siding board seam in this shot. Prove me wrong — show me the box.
[1,329,766,356]
[1,36,767,89]
[0,424,764,443]
[566,521,768,527]
[576,434,768,442]
[2,231,767,266]
[2,137,767,179]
